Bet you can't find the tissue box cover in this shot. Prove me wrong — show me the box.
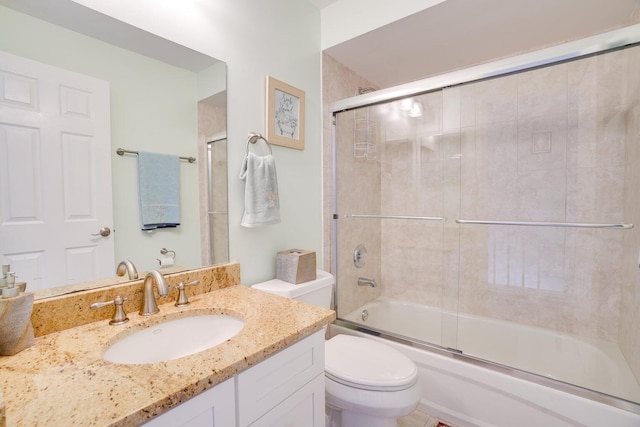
[276,249,316,284]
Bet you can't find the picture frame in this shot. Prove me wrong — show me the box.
[265,76,305,150]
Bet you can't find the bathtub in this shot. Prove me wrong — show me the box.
[333,297,640,427]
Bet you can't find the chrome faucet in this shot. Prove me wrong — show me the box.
[357,277,377,287]
[140,270,169,316]
[116,259,138,280]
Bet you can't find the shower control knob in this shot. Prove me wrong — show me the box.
[354,244,367,268]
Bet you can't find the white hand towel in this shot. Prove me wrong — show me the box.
[239,152,280,227]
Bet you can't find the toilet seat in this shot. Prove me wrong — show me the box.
[325,334,418,391]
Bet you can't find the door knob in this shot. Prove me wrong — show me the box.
[91,227,111,237]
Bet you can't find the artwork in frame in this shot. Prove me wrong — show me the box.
[266,76,305,150]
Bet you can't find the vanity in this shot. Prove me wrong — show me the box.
[0,263,335,426]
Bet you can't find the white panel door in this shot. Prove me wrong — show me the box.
[0,51,114,291]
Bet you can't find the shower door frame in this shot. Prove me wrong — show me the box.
[330,24,640,415]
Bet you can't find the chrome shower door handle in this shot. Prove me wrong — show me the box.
[91,227,111,237]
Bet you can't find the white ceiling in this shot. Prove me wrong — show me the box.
[322,0,640,88]
[0,0,220,72]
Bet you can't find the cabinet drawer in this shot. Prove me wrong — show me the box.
[237,330,325,427]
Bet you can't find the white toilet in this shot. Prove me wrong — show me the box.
[252,270,421,427]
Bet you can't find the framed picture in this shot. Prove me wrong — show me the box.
[266,76,305,150]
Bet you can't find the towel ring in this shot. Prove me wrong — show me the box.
[246,132,272,155]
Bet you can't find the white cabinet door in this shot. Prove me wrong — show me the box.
[237,330,325,427]
[249,374,325,427]
[142,331,325,427]
[141,378,235,427]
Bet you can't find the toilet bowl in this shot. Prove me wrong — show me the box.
[252,271,421,427]
[325,334,420,427]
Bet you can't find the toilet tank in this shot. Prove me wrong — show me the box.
[251,270,334,309]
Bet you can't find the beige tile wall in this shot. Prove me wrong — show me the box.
[325,45,640,377]
[378,92,449,309]
[621,45,640,382]
[322,54,382,315]
[454,48,634,343]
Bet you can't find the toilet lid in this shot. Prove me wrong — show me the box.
[325,335,418,391]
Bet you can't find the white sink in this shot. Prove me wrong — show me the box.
[103,314,245,364]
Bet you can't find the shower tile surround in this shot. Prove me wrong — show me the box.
[327,45,640,393]
[322,53,383,312]
[621,48,640,388]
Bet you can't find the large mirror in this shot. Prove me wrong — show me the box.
[0,0,228,299]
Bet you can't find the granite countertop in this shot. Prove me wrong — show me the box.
[0,285,335,426]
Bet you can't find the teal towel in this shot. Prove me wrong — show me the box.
[137,151,180,230]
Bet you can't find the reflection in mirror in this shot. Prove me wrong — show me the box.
[0,1,228,299]
[206,134,229,265]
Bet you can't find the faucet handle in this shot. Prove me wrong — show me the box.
[90,295,129,325]
[174,280,200,307]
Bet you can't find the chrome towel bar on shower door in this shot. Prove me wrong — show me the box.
[342,215,633,229]
[455,219,634,229]
[346,214,446,221]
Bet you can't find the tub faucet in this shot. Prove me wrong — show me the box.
[140,270,169,316]
[357,277,377,287]
[116,259,138,280]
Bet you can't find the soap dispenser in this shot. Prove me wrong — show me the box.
[0,264,9,288]
[2,272,19,298]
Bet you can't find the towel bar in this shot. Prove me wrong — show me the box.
[346,214,446,221]
[116,148,196,163]
[455,219,634,229]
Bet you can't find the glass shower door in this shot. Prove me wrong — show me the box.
[332,38,640,408]
[334,90,458,350]
[450,47,640,403]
